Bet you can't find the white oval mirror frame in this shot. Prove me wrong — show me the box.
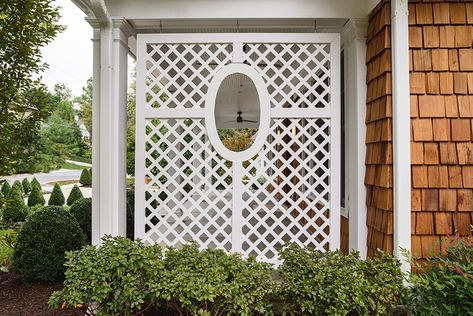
[205,63,270,163]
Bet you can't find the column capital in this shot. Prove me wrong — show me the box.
[86,17,135,37]
[112,18,135,38]
[342,18,368,46]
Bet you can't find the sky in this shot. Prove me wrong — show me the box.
[41,0,93,97]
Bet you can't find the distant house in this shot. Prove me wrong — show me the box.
[74,114,90,141]
[72,0,473,272]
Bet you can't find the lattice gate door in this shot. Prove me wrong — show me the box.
[135,34,340,264]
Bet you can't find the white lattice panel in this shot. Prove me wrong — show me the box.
[242,118,331,261]
[136,34,340,264]
[145,43,233,108]
[243,43,331,109]
[143,118,233,250]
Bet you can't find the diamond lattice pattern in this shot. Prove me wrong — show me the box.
[242,118,331,262]
[243,43,331,109]
[145,43,233,108]
[144,118,233,250]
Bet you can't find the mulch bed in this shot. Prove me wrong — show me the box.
[0,272,79,316]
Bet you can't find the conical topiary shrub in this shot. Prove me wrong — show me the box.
[11,180,23,196]
[28,184,45,207]
[31,177,41,191]
[79,169,92,186]
[67,185,84,206]
[3,188,28,223]
[22,178,32,195]
[48,184,65,206]
[1,181,11,197]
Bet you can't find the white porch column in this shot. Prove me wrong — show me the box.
[90,18,134,244]
[391,0,411,273]
[342,19,368,259]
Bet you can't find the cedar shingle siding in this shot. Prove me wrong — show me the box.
[366,0,473,258]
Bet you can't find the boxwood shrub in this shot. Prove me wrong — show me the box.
[12,206,86,281]
[69,198,91,243]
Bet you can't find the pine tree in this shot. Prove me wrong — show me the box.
[31,177,42,191]
[1,181,11,197]
[11,180,23,196]
[22,178,32,195]
[28,184,45,207]
[3,188,28,223]
[48,183,65,206]
[79,168,92,186]
[66,185,83,206]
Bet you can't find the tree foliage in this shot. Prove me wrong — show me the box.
[27,184,45,207]
[79,168,92,186]
[0,0,64,175]
[66,184,83,206]
[48,183,65,206]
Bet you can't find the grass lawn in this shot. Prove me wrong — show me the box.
[61,161,85,170]
[45,180,79,186]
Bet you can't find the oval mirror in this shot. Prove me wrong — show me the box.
[215,73,260,153]
[205,63,270,162]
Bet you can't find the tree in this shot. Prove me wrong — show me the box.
[22,178,31,195]
[75,78,93,137]
[3,188,28,223]
[28,184,45,207]
[31,177,41,191]
[10,180,23,196]
[48,183,65,206]
[0,0,64,175]
[1,181,11,197]
[66,185,83,206]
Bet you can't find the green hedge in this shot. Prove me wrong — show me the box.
[22,178,31,195]
[49,239,406,316]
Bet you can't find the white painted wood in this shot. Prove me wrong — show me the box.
[342,18,368,258]
[91,28,101,245]
[135,33,341,263]
[91,18,133,242]
[329,35,341,251]
[100,0,377,20]
[134,34,147,241]
[232,162,244,253]
[391,0,411,273]
[205,63,271,163]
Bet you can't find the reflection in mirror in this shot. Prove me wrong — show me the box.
[215,73,260,152]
